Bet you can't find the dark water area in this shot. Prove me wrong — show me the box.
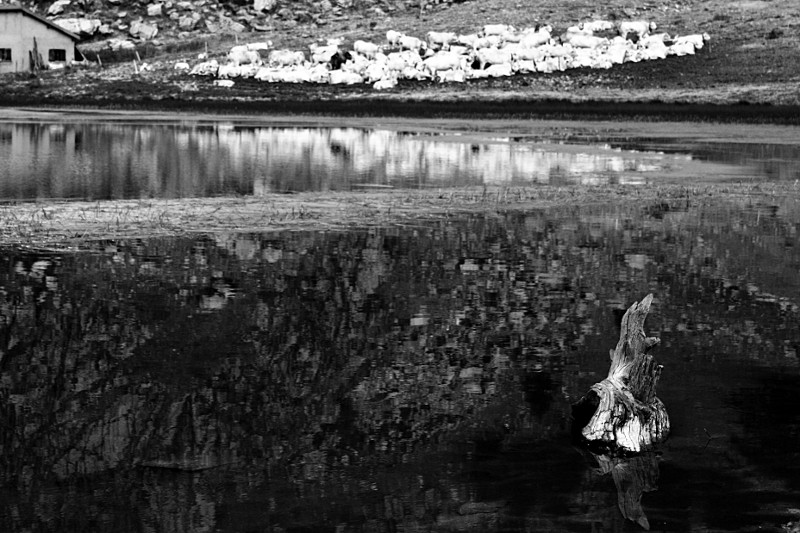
[1,201,800,532]
[3,117,800,200]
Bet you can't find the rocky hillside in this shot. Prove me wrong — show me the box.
[28,0,430,49]
[1,0,800,111]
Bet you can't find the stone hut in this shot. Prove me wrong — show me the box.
[0,5,80,74]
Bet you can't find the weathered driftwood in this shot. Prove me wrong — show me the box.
[573,294,669,454]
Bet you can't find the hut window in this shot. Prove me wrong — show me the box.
[0,49,11,62]
[48,49,66,62]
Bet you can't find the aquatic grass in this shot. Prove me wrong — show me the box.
[2,183,800,248]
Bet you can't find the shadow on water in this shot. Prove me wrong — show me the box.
[1,199,800,531]
[728,372,800,491]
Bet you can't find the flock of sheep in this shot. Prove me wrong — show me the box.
[179,20,710,89]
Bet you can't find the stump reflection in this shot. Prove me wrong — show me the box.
[594,451,661,530]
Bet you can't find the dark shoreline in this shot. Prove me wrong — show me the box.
[3,97,800,124]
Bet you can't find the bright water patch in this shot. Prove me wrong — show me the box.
[0,118,797,200]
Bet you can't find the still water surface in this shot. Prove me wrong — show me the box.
[2,113,800,200]
[1,112,800,532]
[2,205,800,531]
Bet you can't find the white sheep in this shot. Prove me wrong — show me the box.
[540,42,573,58]
[581,20,616,33]
[217,63,243,79]
[227,47,261,66]
[485,62,514,77]
[641,40,668,60]
[475,47,513,69]
[353,40,382,58]
[268,49,305,66]
[386,50,423,71]
[238,64,261,78]
[570,48,598,68]
[436,68,466,83]
[640,33,673,46]
[308,64,331,84]
[426,31,458,50]
[373,76,398,90]
[422,51,470,77]
[386,30,404,46]
[466,68,490,79]
[519,27,552,48]
[398,35,427,52]
[536,55,567,73]
[448,45,471,56]
[564,24,593,37]
[472,35,503,49]
[673,33,710,49]
[341,52,371,74]
[276,68,310,84]
[618,20,657,39]
[401,65,430,80]
[565,34,609,49]
[213,79,234,88]
[605,42,630,64]
[514,59,536,73]
[329,70,364,84]
[625,48,646,62]
[587,54,613,69]
[482,24,514,36]
[456,33,482,48]
[189,59,219,76]
[509,45,546,62]
[667,40,697,56]
[364,62,390,83]
[309,43,340,63]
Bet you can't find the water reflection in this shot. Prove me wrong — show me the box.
[1,201,800,531]
[0,121,792,200]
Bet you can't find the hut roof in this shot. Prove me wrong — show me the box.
[0,5,80,41]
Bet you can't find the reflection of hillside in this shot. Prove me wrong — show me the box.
[0,123,709,200]
[1,202,800,530]
[0,123,258,200]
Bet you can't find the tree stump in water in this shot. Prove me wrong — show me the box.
[572,294,669,454]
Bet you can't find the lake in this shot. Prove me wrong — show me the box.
[2,111,800,200]
[1,110,799,532]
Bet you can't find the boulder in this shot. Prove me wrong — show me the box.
[178,13,200,30]
[47,0,71,16]
[253,0,276,12]
[129,20,159,40]
[54,17,101,38]
[205,15,246,33]
[146,3,163,17]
